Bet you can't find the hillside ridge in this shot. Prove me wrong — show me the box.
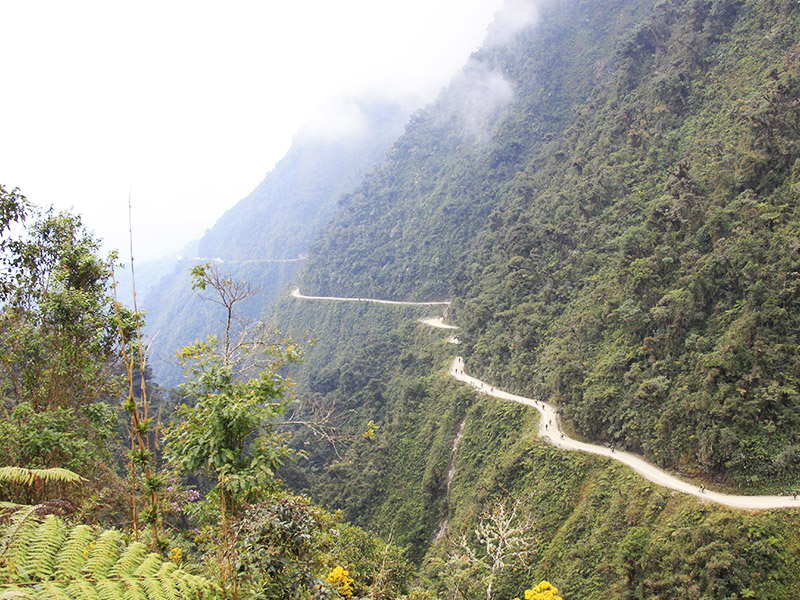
[291,287,800,510]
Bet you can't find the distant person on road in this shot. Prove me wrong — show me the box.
[700,484,706,494]
[793,491,797,501]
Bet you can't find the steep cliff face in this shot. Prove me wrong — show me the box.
[142,99,411,385]
[266,0,800,596]
[290,0,800,489]
[456,0,800,490]
[301,0,654,300]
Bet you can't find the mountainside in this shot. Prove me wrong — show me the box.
[295,0,800,489]
[456,0,800,491]
[301,0,654,299]
[265,0,800,597]
[141,99,411,385]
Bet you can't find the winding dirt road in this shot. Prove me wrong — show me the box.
[292,288,450,307]
[291,288,799,510]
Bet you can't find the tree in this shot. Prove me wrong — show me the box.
[443,495,537,600]
[0,204,132,499]
[165,266,303,597]
[0,210,128,409]
[189,263,259,367]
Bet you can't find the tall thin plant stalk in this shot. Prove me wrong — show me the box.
[110,192,162,550]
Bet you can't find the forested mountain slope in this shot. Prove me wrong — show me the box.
[142,99,410,385]
[455,0,800,491]
[267,0,800,596]
[296,0,800,490]
[301,0,655,299]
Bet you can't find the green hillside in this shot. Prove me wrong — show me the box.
[268,0,800,596]
[456,0,800,491]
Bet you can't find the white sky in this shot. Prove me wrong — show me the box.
[0,0,507,260]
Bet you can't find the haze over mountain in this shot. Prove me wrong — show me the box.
[132,0,800,595]
[261,0,800,596]
[141,97,412,385]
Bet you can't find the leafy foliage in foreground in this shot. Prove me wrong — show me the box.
[0,514,214,600]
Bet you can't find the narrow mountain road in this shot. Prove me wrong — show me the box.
[291,288,800,510]
[292,287,450,306]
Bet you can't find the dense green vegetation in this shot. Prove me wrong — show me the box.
[456,0,800,491]
[301,0,655,300]
[0,188,415,599]
[271,290,800,598]
[273,296,473,562]
[293,0,800,490]
[264,0,800,596]
[6,0,800,596]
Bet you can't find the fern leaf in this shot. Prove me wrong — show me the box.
[53,525,93,580]
[175,571,209,599]
[37,581,72,600]
[95,578,123,600]
[21,516,66,581]
[64,580,101,600]
[157,573,179,600]
[0,506,40,562]
[141,577,166,600]
[1,519,214,600]
[107,542,147,578]
[0,513,43,583]
[0,587,36,599]
[0,468,83,488]
[82,530,122,579]
[131,553,161,578]
[154,561,175,575]
[120,578,147,600]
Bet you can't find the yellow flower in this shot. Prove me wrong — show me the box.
[326,566,355,598]
[168,547,182,562]
[522,580,563,600]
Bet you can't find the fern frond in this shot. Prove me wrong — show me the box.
[82,530,122,579]
[53,524,93,580]
[0,468,83,488]
[1,518,214,599]
[157,572,179,600]
[0,587,36,599]
[120,578,146,600]
[107,542,147,578]
[131,553,161,578]
[141,577,166,600]
[20,516,66,581]
[95,578,122,600]
[64,580,101,600]
[154,561,177,578]
[0,505,40,560]
[175,571,210,599]
[36,582,72,600]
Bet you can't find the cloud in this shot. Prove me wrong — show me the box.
[485,0,540,47]
[441,59,515,141]
[296,98,372,143]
